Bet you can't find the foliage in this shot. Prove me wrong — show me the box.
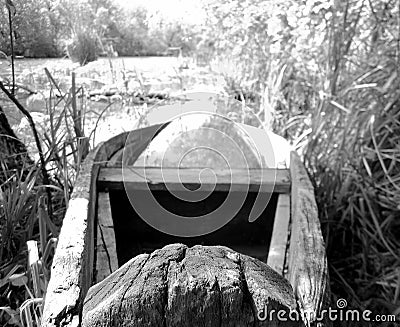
[206,0,400,323]
[113,6,150,56]
[0,0,199,61]
[66,32,99,66]
[300,1,400,319]
[0,167,37,265]
[0,69,92,325]
[54,0,118,64]
[0,166,38,326]
[0,0,60,57]
[112,5,200,57]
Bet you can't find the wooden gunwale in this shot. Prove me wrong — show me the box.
[42,123,329,327]
[287,152,330,326]
[42,124,163,327]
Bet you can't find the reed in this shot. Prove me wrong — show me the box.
[291,60,400,323]
[0,69,91,326]
[217,31,400,324]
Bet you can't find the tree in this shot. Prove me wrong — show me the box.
[0,0,60,57]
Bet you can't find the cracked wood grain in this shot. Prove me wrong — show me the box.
[82,244,301,327]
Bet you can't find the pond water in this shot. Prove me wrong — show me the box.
[0,56,184,82]
[0,56,225,158]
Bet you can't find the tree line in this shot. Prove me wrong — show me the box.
[0,0,200,63]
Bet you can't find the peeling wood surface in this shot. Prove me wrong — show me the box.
[42,124,164,327]
[286,152,330,327]
[267,194,291,274]
[42,146,101,327]
[95,192,118,283]
[82,244,301,327]
[98,167,291,193]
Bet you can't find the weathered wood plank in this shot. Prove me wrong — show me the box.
[286,151,330,327]
[41,145,104,327]
[42,124,165,327]
[98,167,291,194]
[267,194,291,275]
[95,192,118,283]
[41,150,102,327]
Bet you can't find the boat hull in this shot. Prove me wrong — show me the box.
[42,124,329,327]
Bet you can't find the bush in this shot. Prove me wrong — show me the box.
[29,38,59,58]
[66,32,99,66]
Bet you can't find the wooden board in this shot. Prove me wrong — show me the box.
[98,167,291,194]
[286,151,330,327]
[95,192,118,283]
[267,194,291,275]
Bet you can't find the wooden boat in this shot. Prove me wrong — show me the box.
[42,118,329,327]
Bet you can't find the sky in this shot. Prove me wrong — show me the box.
[114,0,206,24]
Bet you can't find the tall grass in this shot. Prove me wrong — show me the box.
[214,27,400,327]
[0,58,177,325]
[302,64,400,317]
[0,69,91,326]
[265,59,400,325]
[207,1,400,322]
